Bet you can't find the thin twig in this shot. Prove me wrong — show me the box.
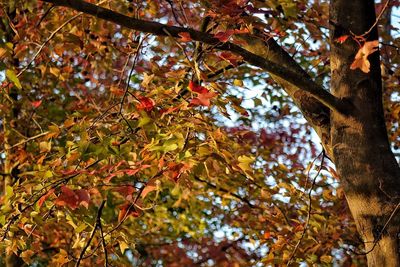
[98,203,108,267]
[118,34,148,134]
[350,201,400,256]
[75,200,106,267]
[17,13,81,77]
[287,150,325,265]
[0,131,49,154]
[165,0,184,26]
[36,4,55,27]
[360,0,391,37]
[19,0,110,77]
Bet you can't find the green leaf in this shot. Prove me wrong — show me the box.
[6,69,22,89]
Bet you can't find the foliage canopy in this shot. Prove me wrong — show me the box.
[0,0,399,266]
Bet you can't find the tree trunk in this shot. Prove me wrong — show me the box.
[330,0,400,266]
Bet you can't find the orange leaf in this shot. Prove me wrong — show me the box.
[38,189,55,207]
[336,35,349,44]
[350,40,379,73]
[178,32,192,42]
[141,180,159,199]
[263,232,271,239]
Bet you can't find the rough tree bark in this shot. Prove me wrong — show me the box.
[20,0,400,266]
[329,0,400,266]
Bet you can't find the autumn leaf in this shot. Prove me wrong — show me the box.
[188,81,217,107]
[350,40,379,73]
[6,69,22,89]
[51,249,70,266]
[178,32,192,42]
[141,179,160,199]
[136,96,155,111]
[214,29,234,42]
[115,185,136,200]
[336,35,349,44]
[31,100,42,108]
[54,186,90,210]
[118,202,140,222]
[188,81,208,94]
[189,92,217,107]
[38,188,55,207]
[237,155,255,173]
[74,189,90,209]
[219,52,242,66]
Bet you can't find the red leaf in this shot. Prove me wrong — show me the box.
[31,100,42,108]
[336,35,349,44]
[75,189,90,209]
[189,92,217,107]
[136,96,155,111]
[188,81,209,94]
[55,186,79,210]
[115,185,136,200]
[54,186,90,210]
[178,32,192,42]
[214,29,234,42]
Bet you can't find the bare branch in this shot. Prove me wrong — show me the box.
[287,150,326,265]
[41,0,346,114]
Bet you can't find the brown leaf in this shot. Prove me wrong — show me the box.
[118,203,140,222]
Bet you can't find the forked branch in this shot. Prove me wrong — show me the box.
[41,0,347,113]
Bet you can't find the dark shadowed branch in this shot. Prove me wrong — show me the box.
[40,0,347,114]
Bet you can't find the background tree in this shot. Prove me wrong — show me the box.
[0,0,399,266]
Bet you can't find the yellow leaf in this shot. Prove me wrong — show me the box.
[49,67,60,77]
[75,223,88,233]
[320,255,332,263]
[119,241,129,254]
[51,249,70,266]
[46,125,61,139]
[237,155,254,173]
[6,69,22,89]
[39,141,51,152]
[233,79,243,86]
[20,250,35,264]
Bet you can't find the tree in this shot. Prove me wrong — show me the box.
[0,0,399,266]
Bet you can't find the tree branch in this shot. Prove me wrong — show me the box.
[41,0,346,114]
[75,200,106,267]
